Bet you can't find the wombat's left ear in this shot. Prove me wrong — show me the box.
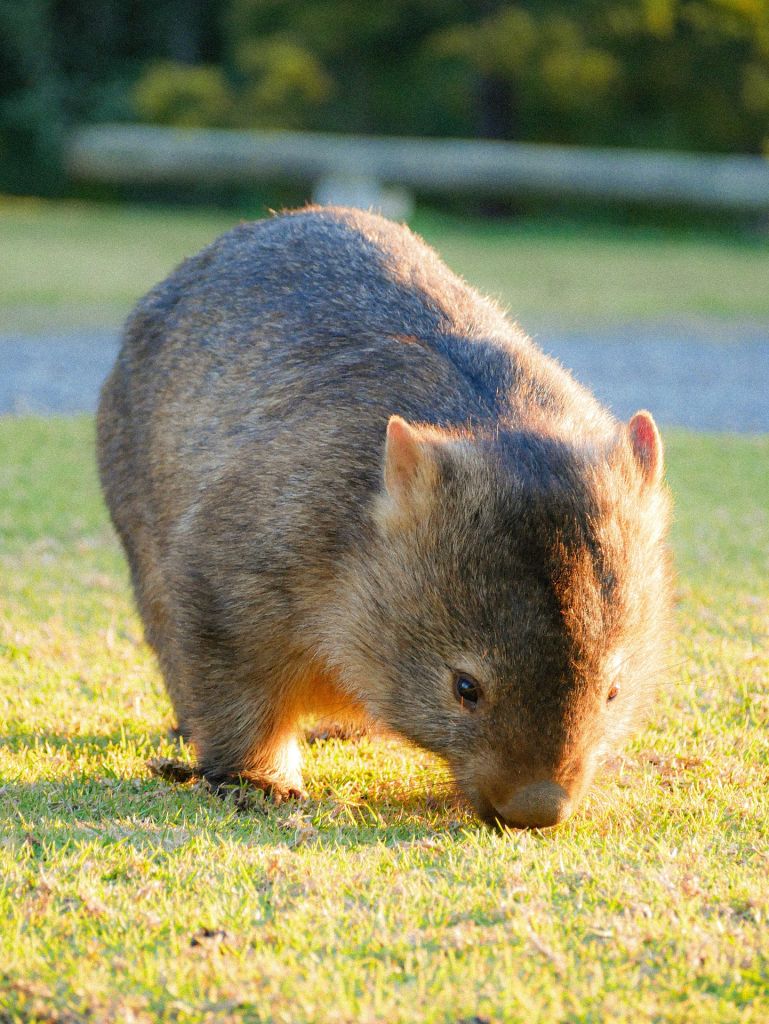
[384,415,433,502]
[627,410,663,486]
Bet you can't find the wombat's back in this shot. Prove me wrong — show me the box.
[100,206,614,548]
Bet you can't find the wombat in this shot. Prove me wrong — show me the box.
[97,206,671,829]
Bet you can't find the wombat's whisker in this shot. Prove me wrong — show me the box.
[98,206,672,831]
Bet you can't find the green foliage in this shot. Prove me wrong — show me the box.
[129,0,769,155]
[431,0,769,150]
[233,35,333,127]
[132,39,334,132]
[0,0,64,194]
[221,0,472,135]
[597,0,769,151]
[3,1,769,195]
[134,62,234,129]
[434,8,623,135]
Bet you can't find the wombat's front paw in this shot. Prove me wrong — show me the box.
[147,756,199,784]
[203,769,307,807]
[254,778,308,805]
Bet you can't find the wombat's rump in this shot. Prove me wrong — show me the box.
[98,207,671,828]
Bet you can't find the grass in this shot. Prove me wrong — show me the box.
[2,195,769,332]
[0,417,767,1023]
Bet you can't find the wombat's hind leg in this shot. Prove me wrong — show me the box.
[305,722,368,745]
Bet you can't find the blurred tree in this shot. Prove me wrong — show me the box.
[600,0,769,151]
[0,0,64,193]
[229,33,333,128]
[2,0,769,195]
[430,5,622,143]
[220,0,471,135]
[134,63,234,129]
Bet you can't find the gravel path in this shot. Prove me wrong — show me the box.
[1,322,767,431]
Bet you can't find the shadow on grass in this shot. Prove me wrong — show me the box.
[0,725,170,754]
[0,779,472,851]
[1,727,475,850]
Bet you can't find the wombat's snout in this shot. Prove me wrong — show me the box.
[493,781,573,830]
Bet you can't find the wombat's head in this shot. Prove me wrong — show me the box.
[337,413,671,829]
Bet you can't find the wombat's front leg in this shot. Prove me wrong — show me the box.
[158,563,309,803]
[165,649,306,803]
[198,708,307,802]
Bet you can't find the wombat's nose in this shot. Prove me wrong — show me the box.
[495,781,573,829]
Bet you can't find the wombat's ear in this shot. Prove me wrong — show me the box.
[627,410,663,486]
[384,415,431,502]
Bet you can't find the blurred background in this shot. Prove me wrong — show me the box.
[1,0,768,427]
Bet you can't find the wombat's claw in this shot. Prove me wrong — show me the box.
[147,756,199,784]
[202,771,307,809]
[280,786,309,802]
[253,781,308,805]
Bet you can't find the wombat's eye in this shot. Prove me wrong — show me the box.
[454,673,481,709]
[607,684,620,702]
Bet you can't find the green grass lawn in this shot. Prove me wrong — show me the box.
[0,417,767,1023]
[2,195,769,332]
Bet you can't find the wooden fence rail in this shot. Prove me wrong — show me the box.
[66,124,769,211]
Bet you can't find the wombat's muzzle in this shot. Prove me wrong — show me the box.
[494,780,573,829]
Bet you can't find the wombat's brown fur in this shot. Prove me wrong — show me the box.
[98,206,671,828]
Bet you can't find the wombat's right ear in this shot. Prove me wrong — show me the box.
[384,415,432,502]
[627,410,663,486]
